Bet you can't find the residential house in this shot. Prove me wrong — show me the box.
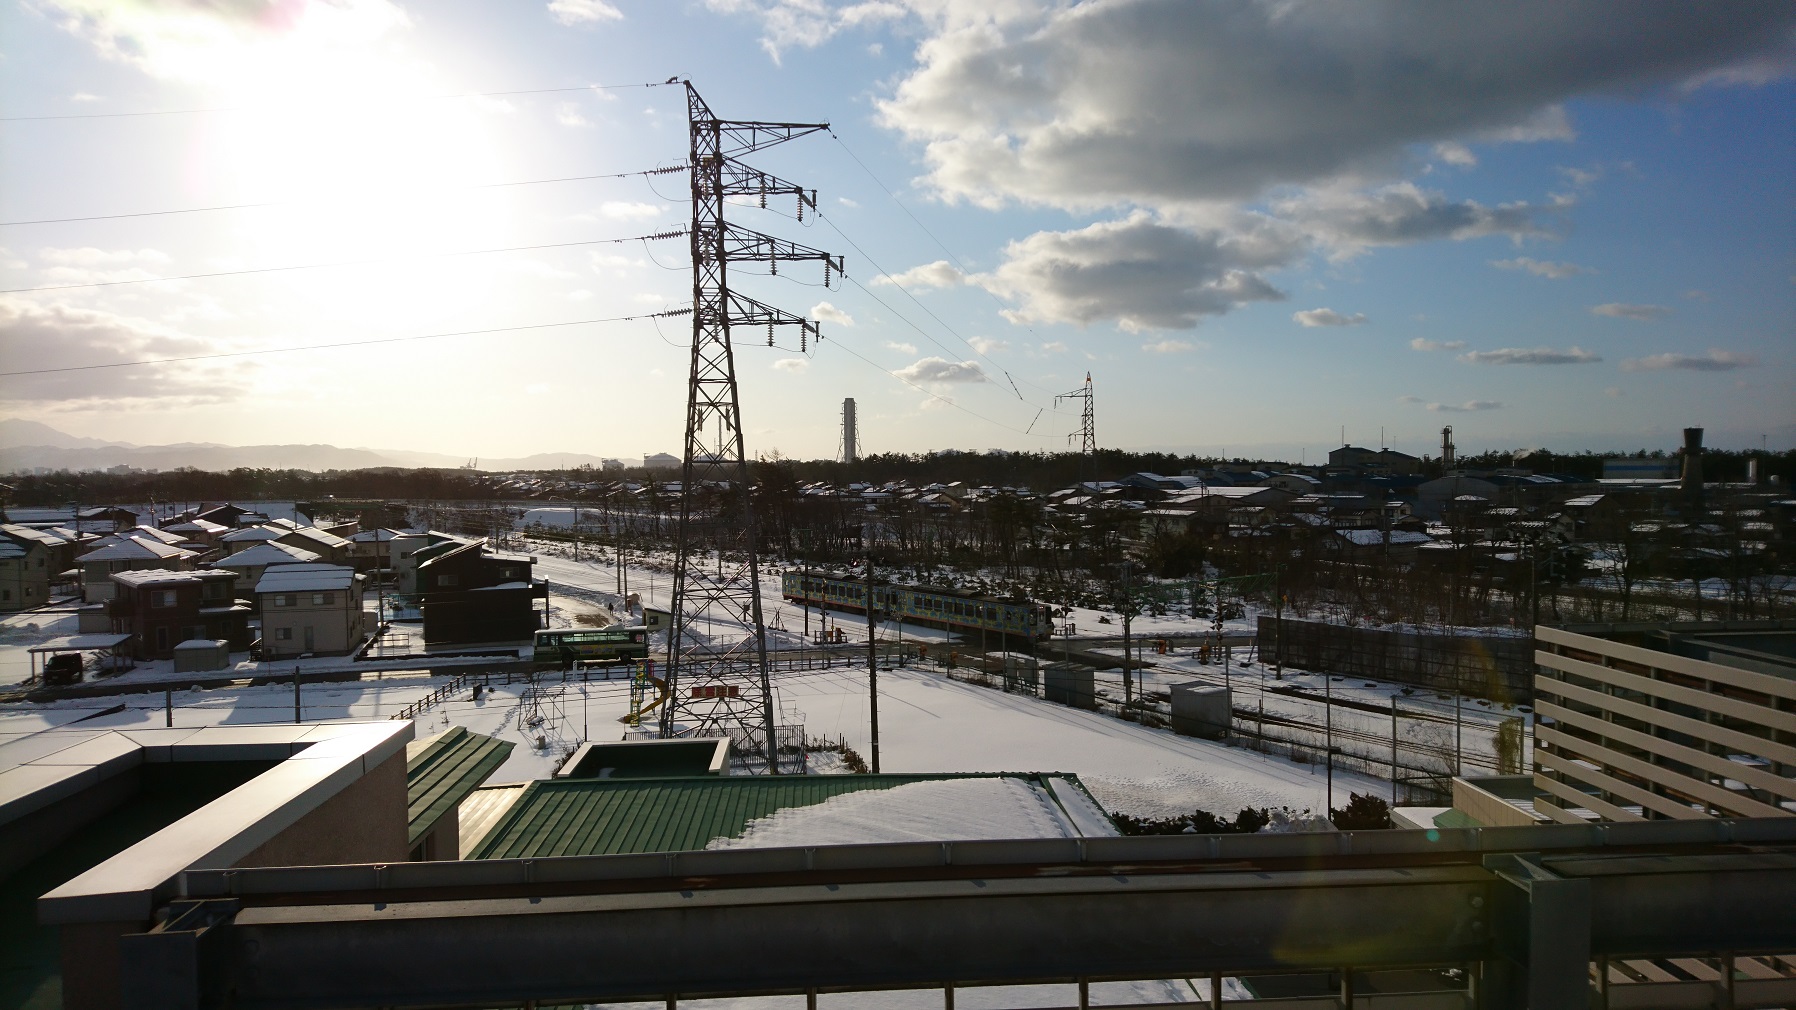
[349,528,410,572]
[160,517,231,551]
[107,568,250,659]
[416,543,546,644]
[256,563,367,658]
[76,538,199,604]
[0,526,50,611]
[220,525,289,554]
[277,526,353,565]
[209,541,323,604]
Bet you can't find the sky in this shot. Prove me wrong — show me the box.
[0,1,1792,466]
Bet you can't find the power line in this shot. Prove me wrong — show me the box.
[818,331,1055,441]
[0,165,688,227]
[0,81,678,123]
[0,309,690,377]
[828,131,1063,398]
[0,229,688,294]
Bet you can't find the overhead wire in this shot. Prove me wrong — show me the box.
[748,199,1072,418]
[0,309,691,378]
[0,229,689,294]
[0,80,679,122]
[0,165,689,228]
[828,131,1066,399]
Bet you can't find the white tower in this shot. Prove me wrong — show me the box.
[841,397,860,465]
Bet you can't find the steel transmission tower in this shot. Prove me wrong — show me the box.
[1058,372,1096,454]
[660,81,841,772]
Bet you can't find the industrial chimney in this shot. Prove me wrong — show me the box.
[841,398,858,465]
[1681,427,1704,509]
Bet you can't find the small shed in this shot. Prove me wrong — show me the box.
[172,639,229,673]
[1169,682,1231,739]
[1043,662,1096,710]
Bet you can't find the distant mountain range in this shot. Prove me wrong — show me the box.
[0,419,622,474]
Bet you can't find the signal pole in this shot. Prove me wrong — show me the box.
[659,81,841,775]
[866,555,880,773]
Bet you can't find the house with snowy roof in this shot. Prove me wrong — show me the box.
[75,537,198,604]
[255,563,367,658]
[208,541,323,607]
[106,567,249,659]
[0,525,51,611]
[416,542,545,644]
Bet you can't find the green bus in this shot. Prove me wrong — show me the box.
[533,626,649,670]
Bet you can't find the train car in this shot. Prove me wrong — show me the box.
[780,569,1054,642]
[533,626,649,670]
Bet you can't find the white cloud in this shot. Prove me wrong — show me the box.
[772,357,810,373]
[876,2,1789,211]
[968,336,1008,354]
[599,201,664,220]
[1683,289,1712,302]
[1460,345,1602,365]
[1293,308,1369,328]
[894,357,988,384]
[1398,394,1424,403]
[1143,338,1196,353]
[1427,399,1504,412]
[1558,165,1602,187]
[706,0,909,63]
[42,0,411,83]
[1410,337,1466,351]
[1620,348,1759,372]
[1492,256,1594,279]
[555,102,591,127]
[35,246,173,287]
[884,341,917,354]
[1591,302,1672,321]
[973,212,1292,332]
[0,298,246,405]
[875,259,964,290]
[1038,341,1068,354]
[548,0,623,26]
[1274,182,1547,258]
[70,91,101,103]
[837,197,860,208]
[811,301,855,326]
[1433,142,1477,167]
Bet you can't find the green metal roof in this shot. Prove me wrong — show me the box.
[466,773,1090,859]
[406,726,515,845]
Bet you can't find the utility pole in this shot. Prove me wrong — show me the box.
[1120,560,1133,705]
[660,81,839,776]
[866,556,880,773]
[1325,673,1334,814]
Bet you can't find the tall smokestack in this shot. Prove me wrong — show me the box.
[1681,427,1704,508]
[842,397,858,465]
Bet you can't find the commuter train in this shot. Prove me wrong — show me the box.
[780,569,1054,642]
[533,626,649,670]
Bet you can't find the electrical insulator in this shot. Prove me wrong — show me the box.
[799,328,806,353]
[767,322,774,346]
[759,193,766,209]
[770,258,777,276]
[796,194,804,222]
[823,260,831,286]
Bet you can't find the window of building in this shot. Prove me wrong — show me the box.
[1,590,9,602]
[272,594,293,607]
[438,574,459,587]
[152,589,177,608]
[275,627,292,640]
